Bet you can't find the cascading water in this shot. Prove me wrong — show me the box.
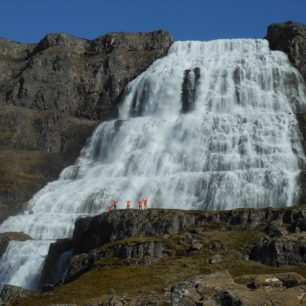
[0,39,306,290]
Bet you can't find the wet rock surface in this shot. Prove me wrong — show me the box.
[0,30,173,222]
[0,232,31,257]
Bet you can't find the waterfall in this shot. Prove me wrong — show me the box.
[0,39,306,290]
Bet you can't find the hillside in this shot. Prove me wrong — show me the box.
[5,206,306,305]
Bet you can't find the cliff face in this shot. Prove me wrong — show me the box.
[0,31,174,222]
[266,21,306,85]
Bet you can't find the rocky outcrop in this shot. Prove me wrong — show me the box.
[71,206,306,254]
[0,30,174,222]
[181,67,200,113]
[266,21,306,86]
[71,209,196,254]
[39,238,73,289]
[0,284,32,303]
[39,205,306,289]
[0,232,31,257]
[250,238,306,266]
[65,239,165,283]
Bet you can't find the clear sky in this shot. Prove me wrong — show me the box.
[0,0,306,44]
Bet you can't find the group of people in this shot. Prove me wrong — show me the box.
[108,199,149,212]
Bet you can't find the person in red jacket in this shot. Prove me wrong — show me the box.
[113,200,118,210]
[108,205,113,212]
[138,200,143,210]
[126,200,131,209]
[143,199,148,209]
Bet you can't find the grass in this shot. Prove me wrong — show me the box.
[0,150,45,194]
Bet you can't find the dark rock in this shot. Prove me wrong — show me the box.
[261,222,284,237]
[0,284,32,303]
[65,252,96,282]
[181,67,200,113]
[250,238,306,266]
[72,209,195,254]
[0,30,173,223]
[217,291,243,306]
[65,240,165,283]
[39,238,73,289]
[266,21,306,87]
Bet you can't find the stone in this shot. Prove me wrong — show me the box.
[190,241,203,250]
[262,222,284,238]
[39,238,74,289]
[0,284,32,303]
[208,254,224,264]
[263,277,283,288]
[249,238,306,266]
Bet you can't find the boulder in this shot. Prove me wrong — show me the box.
[0,284,32,303]
[250,238,306,266]
[39,238,73,289]
[247,272,305,289]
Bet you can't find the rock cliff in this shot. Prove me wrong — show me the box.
[266,21,306,86]
[0,30,174,222]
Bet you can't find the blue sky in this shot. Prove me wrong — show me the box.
[0,0,306,43]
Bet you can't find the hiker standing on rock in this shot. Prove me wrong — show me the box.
[138,200,143,210]
[126,200,131,209]
[143,199,148,209]
[113,200,118,210]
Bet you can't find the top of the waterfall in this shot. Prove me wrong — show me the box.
[169,39,271,56]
